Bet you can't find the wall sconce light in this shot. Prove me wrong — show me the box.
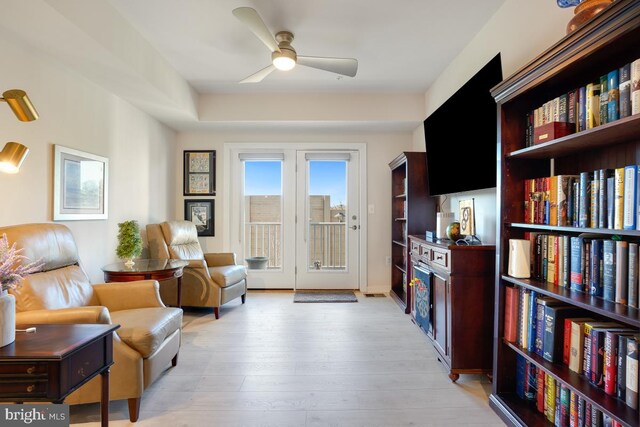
[0,142,29,174]
[1,89,39,122]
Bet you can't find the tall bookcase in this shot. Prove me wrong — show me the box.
[490,1,640,426]
[389,152,435,313]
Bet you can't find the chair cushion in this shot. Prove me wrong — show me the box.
[110,307,183,358]
[160,221,204,260]
[209,265,247,288]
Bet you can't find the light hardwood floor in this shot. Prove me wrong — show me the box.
[71,291,505,426]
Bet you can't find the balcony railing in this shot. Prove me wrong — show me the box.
[244,221,346,270]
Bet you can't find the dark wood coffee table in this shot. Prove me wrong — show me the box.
[102,259,188,307]
[0,323,119,427]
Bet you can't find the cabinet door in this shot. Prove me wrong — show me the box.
[432,272,448,358]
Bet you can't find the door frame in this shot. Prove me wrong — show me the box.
[223,142,368,291]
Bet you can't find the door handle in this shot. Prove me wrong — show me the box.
[350,225,359,230]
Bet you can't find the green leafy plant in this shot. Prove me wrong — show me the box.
[116,220,142,261]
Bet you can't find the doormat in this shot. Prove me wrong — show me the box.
[293,290,358,303]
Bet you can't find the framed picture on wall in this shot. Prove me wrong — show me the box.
[185,199,214,236]
[183,150,216,195]
[53,145,109,220]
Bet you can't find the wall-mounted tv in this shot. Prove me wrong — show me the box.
[424,53,503,196]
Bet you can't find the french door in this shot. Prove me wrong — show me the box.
[295,151,360,289]
[229,147,361,290]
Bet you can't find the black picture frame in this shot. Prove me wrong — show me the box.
[184,199,214,236]
[183,150,216,196]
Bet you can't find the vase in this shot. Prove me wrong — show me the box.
[124,258,135,268]
[0,291,16,348]
[566,0,613,34]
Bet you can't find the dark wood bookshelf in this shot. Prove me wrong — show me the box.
[389,152,435,314]
[503,340,639,427]
[491,1,640,425]
[502,275,640,328]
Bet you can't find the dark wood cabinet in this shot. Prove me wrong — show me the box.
[490,2,640,426]
[409,235,495,381]
[388,152,435,313]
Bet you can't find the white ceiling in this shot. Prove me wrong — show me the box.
[0,0,506,131]
[107,0,505,94]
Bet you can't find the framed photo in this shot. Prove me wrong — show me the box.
[459,198,475,237]
[185,199,214,236]
[53,145,108,221]
[184,150,215,195]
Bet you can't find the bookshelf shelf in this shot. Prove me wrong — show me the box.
[389,152,435,314]
[509,223,640,238]
[503,340,638,427]
[508,114,640,160]
[501,276,640,328]
[491,1,640,425]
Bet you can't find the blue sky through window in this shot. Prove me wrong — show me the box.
[244,160,346,206]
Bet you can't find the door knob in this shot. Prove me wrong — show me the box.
[350,225,358,230]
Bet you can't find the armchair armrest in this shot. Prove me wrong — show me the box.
[93,280,166,312]
[16,306,111,325]
[204,253,237,267]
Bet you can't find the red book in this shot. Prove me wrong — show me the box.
[537,368,545,413]
[564,318,572,366]
[604,331,618,395]
[504,286,519,343]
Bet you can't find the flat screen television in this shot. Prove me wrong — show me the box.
[424,53,503,196]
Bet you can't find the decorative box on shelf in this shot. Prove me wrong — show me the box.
[533,121,576,144]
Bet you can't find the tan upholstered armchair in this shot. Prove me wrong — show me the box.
[1,223,182,422]
[146,220,247,318]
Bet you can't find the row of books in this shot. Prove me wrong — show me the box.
[506,287,639,411]
[516,354,628,427]
[524,58,640,147]
[523,232,640,308]
[524,166,640,230]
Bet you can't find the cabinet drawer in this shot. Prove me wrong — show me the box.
[431,247,449,270]
[0,363,47,375]
[68,342,105,386]
[0,379,48,397]
[410,240,421,255]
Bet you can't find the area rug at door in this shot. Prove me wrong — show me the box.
[293,290,358,303]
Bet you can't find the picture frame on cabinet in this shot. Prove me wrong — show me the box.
[459,198,475,237]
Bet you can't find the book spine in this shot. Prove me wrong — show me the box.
[591,172,600,229]
[607,176,615,230]
[571,236,584,292]
[568,89,577,124]
[623,165,637,230]
[604,331,618,396]
[632,59,640,116]
[614,168,625,230]
[559,94,568,123]
[628,243,638,309]
[528,291,538,352]
[590,239,603,297]
[548,236,557,285]
[615,241,628,305]
[563,235,571,288]
[535,298,546,357]
[577,397,585,427]
[607,69,619,122]
[574,181,581,227]
[617,335,628,401]
[504,286,518,343]
[546,374,556,423]
[544,177,551,226]
[598,169,606,229]
[526,362,537,401]
[569,391,578,427]
[619,63,631,119]
[560,384,570,427]
[584,323,594,379]
[591,329,605,387]
[516,354,526,399]
[537,367,545,413]
[578,86,587,132]
[626,338,638,409]
[599,74,608,126]
[579,172,592,228]
[567,177,575,227]
[569,320,585,374]
[603,239,616,302]
[589,83,601,129]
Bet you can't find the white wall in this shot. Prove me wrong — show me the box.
[412,0,575,243]
[0,37,176,283]
[176,131,414,293]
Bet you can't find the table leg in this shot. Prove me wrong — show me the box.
[100,368,109,427]
[177,276,183,308]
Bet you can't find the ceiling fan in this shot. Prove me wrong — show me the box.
[232,7,358,83]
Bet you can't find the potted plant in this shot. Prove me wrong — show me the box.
[0,233,43,347]
[116,220,143,267]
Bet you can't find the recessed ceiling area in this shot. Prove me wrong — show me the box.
[108,0,506,94]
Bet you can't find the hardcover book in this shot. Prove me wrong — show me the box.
[623,165,637,230]
[544,305,584,363]
[569,318,595,374]
[619,63,631,118]
[578,86,587,132]
[504,286,519,343]
[602,239,616,302]
[607,176,615,230]
[631,59,640,116]
[599,74,609,126]
[579,172,593,228]
[557,175,579,226]
[626,337,639,410]
[628,243,638,309]
[590,173,599,229]
[570,236,585,292]
[614,167,625,230]
[607,69,619,122]
[589,239,603,297]
[615,241,628,305]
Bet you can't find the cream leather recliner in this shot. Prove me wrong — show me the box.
[2,223,182,422]
[146,220,247,319]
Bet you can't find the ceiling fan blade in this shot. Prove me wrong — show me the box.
[239,64,277,84]
[232,7,280,53]
[297,56,358,77]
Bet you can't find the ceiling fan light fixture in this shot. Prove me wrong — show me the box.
[272,48,297,71]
